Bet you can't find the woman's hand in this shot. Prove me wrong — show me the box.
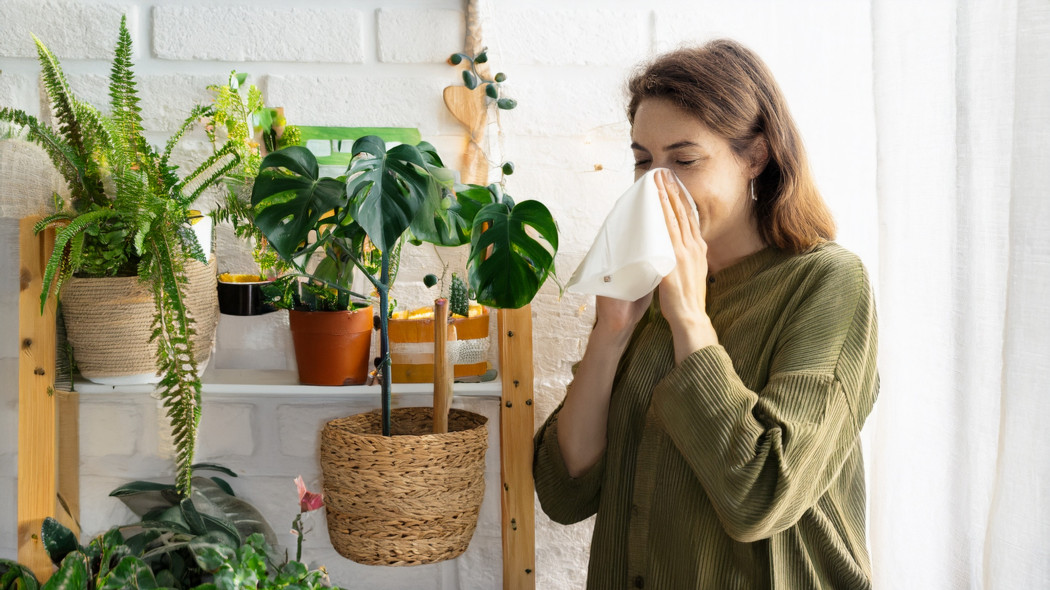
[655,169,719,362]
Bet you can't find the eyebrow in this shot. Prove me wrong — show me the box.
[630,140,703,152]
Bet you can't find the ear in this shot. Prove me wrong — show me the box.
[748,135,770,176]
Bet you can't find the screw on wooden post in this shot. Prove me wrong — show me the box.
[432,298,454,434]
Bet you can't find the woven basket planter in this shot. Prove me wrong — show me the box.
[60,258,219,384]
[319,407,489,566]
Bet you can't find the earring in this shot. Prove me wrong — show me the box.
[750,178,757,201]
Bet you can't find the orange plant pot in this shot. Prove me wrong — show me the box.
[388,307,490,383]
[289,306,373,386]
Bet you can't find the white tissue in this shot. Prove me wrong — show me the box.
[566,168,691,301]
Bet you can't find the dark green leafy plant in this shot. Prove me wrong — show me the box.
[0,467,340,590]
[0,16,238,496]
[251,136,558,435]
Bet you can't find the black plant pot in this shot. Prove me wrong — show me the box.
[217,275,276,316]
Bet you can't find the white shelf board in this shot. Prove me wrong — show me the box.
[71,368,502,399]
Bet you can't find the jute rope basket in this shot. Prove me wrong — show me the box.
[60,257,219,381]
[320,406,489,566]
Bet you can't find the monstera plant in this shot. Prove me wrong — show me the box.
[250,136,558,434]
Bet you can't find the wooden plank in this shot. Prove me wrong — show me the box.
[498,306,536,590]
[432,298,452,434]
[17,217,60,580]
[55,389,80,536]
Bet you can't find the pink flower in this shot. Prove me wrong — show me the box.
[294,475,324,512]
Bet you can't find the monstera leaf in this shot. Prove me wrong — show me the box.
[344,136,434,253]
[467,199,559,309]
[410,182,496,247]
[250,146,346,261]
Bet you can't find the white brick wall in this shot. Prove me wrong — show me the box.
[0,0,132,59]
[378,9,466,64]
[0,2,879,588]
[152,6,366,63]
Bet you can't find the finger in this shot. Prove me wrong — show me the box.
[656,170,684,247]
[671,174,701,237]
[662,170,691,242]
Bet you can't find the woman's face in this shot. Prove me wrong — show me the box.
[631,97,759,252]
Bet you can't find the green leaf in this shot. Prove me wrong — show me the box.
[501,161,515,175]
[191,463,238,478]
[109,481,177,497]
[41,518,79,567]
[423,274,438,288]
[251,146,347,261]
[345,136,433,252]
[462,70,478,90]
[467,200,559,309]
[496,97,518,110]
[208,476,236,497]
[475,50,488,64]
[180,497,208,535]
[41,551,89,590]
[188,532,236,572]
[0,559,40,590]
[485,83,499,99]
[97,556,159,590]
[494,72,507,83]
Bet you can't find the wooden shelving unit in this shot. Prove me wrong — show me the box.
[16,218,536,589]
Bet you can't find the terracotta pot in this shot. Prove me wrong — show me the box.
[288,306,373,386]
[388,306,490,383]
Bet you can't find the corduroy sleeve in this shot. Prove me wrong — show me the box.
[651,254,879,543]
[533,404,606,525]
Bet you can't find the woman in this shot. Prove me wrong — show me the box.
[534,40,878,589]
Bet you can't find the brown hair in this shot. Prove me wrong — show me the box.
[627,39,835,253]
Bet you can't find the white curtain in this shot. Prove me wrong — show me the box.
[869,0,1050,587]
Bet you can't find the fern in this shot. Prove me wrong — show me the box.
[31,34,102,209]
[108,16,143,155]
[38,208,121,311]
[0,107,97,203]
[162,104,213,169]
[142,227,201,497]
[174,142,239,206]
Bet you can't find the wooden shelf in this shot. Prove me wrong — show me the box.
[17,217,536,589]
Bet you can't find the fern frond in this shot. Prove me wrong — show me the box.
[174,142,239,206]
[143,227,200,497]
[31,34,87,171]
[108,15,143,157]
[0,107,98,205]
[38,208,120,311]
[161,104,213,170]
[178,223,207,264]
[32,211,76,234]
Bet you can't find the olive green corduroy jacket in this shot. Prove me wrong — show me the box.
[535,242,879,589]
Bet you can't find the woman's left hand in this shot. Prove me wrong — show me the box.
[655,169,719,363]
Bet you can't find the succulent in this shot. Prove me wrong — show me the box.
[450,273,469,317]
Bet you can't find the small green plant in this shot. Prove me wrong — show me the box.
[206,72,292,280]
[0,16,239,497]
[448,47,517,111]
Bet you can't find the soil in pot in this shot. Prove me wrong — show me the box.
[288,305,373,386]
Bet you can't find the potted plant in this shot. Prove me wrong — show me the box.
[250,128,556,564]
[0,16,239,496]
[205,72,297,316]
[248,146,378,386]
[388,271,492,383]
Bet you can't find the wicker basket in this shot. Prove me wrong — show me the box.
[319,407,489,566]
[60,258,219,384]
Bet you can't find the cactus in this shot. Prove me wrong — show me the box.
[450,273,469,317]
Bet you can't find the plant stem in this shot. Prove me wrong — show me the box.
[379,250,391,436]
[293,513,304,562]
